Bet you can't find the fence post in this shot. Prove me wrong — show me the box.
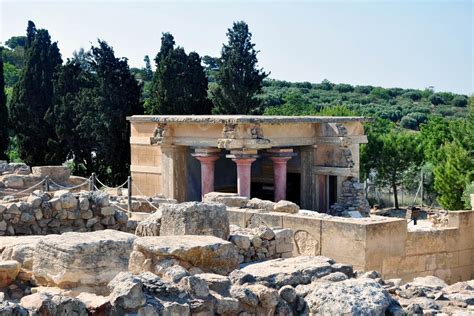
[127,176,132,213]
[44,176,50,192]
[420,170,424,208]
[90,173,96,191]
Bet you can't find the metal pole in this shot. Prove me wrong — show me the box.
[127,176,132,213]
[420,170,424,208]
[90,173,96,191]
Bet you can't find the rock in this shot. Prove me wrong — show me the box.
[32,230,136,288]
[195,273,231,296]
[0,260,20,287]
[248,283,279,308]
[0,236,41,270]
[279,285,297,303]
[411,276,447,290]
[230,235,251,250]
[27,195,42,209]
[230,285,258,307]
[274,229,293,253]
[0,300,28,315]
[163,265,189,283]
[321,272,348,282]
[135,210,162,237]
[31,166,70,183]
[240,256,333,288]
[2,175,24,189]
[48,198,62,211]
[331,263,354,278]
[20,293,87,315]
[78,197,89,211]
[180,276,210,299]
[53,190,77,210]
[129,235,239,275]
[159,202,230,240]
[76,292,111,315]
[211,291,240,315]
[246,198,276,211]
[100,206,115,216]
[203,192,249,208]
[305,278,392,315]
[273,200,299,214]
[108,272,146,310]
[255,226,275,240]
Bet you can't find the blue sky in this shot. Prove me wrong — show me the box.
[1,0,472,94]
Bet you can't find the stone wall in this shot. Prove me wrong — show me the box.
[225,202,474,284]
[329,177,370,216]
[229,225,293,264]
[0,190,130,235]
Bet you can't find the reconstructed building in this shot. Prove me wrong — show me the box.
[127,115,368,213]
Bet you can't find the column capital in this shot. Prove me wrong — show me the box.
[265,147,297,158]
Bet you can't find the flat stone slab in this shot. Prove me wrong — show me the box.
[240,256,334,287]
[130,235,239,275]
[32,230,137,288]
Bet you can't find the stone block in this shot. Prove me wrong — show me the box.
[0,260,20,287]
[159,202,230,240]
[31,166,71,183]
[245,211,283,229]
[32,230,136,288]
[203,192,249,208]
[282,213,321,256]
[129,235,238,275]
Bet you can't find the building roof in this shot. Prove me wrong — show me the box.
[127,115,368,124]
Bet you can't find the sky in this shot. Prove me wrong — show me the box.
[1,0,473,94]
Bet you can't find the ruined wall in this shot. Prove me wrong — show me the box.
[226,203,474,284]
[329,177,370,216]
[0,190,130,235]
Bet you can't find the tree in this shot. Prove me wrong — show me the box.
[148,33,211,115]
[0,48,8,160]
[361,119,422,209]
[143,55,153,81]
[9,21,63,166]
[211,21,268,114]
[5,36,27,50]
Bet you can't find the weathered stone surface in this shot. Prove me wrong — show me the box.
[21,292,88,315]
[33,230,136,288]
[2,175,24,189]
[31,166,70,183]
[108,272,146,310]
[0,236,42,269]
[240,256,333,287]
[135,210,162,237]
[159,202,230,240]
[203,192,249,208]
[247,198,275,212]
[0,260,20,287]
[53,190,77,210]
[0,300,28,315]
[130,235,239,275]
[195,273,231,296]
[273,200,299,214]
[411,276,447,290]
[305,278,392,315]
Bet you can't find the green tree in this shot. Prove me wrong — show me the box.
[0,48,8,160]
[8,21,63,166]
[143,55,153,81]
[148,33,211,115]
[434,142,473,210]
[211,21,268,114]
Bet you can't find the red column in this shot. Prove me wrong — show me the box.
[194,155,219,198]
[270,157,292,202]
[231,158,256,198]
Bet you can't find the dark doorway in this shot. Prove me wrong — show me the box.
[287,173,301,205]
[328,175,338,207]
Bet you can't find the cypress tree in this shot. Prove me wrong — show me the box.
[211,21,268,114]
[9,21,63,165]
[0,48,8,160]
[148,33,211,114]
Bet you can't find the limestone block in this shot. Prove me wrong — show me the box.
[135,210,162,237]
[2,175,24,189]
[0,236,43,270]
[129,235,239,275]
[203,192,249,208]
[247,198,275,212]
[159,202,230,240]
[273,200,299,214]
[32,230,137,288]
[53,190,77,210]
[0,260,20,287]
[31,166,70,183]
[240,256,334,287]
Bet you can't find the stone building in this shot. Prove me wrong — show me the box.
[127,115,368,213]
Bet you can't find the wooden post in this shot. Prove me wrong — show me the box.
[90,173,96,191]
[420,170,424,208]
[44,176,50,192]
[127,176,132,213]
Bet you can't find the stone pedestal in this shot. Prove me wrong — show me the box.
[227,150,258,198]
[192,148,221,199]
[267,148,296,202]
